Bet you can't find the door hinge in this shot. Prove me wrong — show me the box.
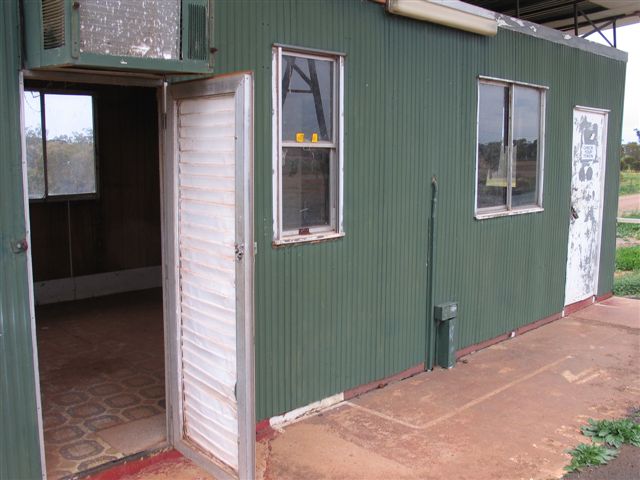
[235,243,245,261]
[254,242,258,256]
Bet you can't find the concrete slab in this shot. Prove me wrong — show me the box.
[257,297,639,480]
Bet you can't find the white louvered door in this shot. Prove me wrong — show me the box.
[165,74,254,480]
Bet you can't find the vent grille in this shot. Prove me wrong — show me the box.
[183,1,208,61]
[42,0,65,50]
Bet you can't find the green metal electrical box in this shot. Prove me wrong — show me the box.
[434,301,458,321]
[435,302,457,369]
[22,0,214,74]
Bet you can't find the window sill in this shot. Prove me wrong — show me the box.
[475,206,544,220]
[272,231,345,247]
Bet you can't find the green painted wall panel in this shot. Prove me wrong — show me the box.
[213,0,625,421]
[0,2,44,478]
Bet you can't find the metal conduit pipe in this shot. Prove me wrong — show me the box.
[425,175,438,370]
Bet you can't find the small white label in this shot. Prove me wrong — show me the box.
[581,144,595,161]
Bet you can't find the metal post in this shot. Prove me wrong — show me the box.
[573,1,578,36]
[613,19,617,48]
[426,175,438,371]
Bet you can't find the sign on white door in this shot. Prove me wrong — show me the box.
[564,107,608,306]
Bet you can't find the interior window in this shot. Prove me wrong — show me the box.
[23,91,97,200]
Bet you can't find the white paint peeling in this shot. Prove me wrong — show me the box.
[269,393,345,430]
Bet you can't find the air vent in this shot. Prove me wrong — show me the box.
[42,0,65,50]
[182,0,208,61]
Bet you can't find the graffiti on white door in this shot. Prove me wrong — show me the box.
[564,107,608,306]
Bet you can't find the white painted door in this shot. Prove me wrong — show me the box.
[164,74,254,479]
[564,107,608,306]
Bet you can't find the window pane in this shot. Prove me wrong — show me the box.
[23,91,45,199]
[282,147,331,230]
[281,55,334,142]
[44,94,96,196]
[477,84,509,209]
[512,86,540,207]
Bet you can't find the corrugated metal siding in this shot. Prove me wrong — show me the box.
[0,4,44,478]
[213,0,625,421]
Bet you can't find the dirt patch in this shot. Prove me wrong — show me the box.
[563,444,639,480]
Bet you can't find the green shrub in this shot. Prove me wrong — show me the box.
[617,222,640,240]
[565,443,618,472]
[613,271,640,297]
[616,246,640,271]
[581,418,640,448]
[620,172,640,195]
[621,155,640,172]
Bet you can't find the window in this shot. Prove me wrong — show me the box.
[475,78,546,217]
[23,90,97,200]
[272,46,344,243]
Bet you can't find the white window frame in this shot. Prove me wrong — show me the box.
[272,45,345,245]
[474,76,547,220]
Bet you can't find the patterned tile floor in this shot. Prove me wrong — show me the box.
[36,289,166,479]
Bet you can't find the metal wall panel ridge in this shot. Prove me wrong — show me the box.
[212,0,626,420]
[0,4,44,479]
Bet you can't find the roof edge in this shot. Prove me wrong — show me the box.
[495,14,628,62]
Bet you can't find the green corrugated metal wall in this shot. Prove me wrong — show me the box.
[0,2,44,479]
[212,0,625,421]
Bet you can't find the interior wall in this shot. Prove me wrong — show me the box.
[26,83,161,283]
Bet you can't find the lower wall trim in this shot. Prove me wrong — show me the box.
[563,295,596,317]
[256,293,614,440]
[456,311,563,359]
[343,364,424,400]
[85,448,180,480]
[34,266,162,305]
[595,292,613,303]
[256,364,424,440]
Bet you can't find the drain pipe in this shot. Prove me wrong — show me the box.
[425,175,438,371]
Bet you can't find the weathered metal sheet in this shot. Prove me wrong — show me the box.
[565,107,608,305]
[0,3,44,478]
[177,94,239,469]
[212,0,625,421]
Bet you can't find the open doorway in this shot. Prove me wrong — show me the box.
[23,79,167,479]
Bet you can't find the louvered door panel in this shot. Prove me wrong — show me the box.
[177,93,238,470]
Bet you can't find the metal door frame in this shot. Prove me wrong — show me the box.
[18,70,48,480]
[162,72,255,480]
[20,69,167,479]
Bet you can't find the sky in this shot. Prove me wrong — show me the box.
[23,91,94,139]
[589,23,640,143]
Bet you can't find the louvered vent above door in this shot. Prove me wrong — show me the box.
[182,0,209,62]
[42,0,65,49]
